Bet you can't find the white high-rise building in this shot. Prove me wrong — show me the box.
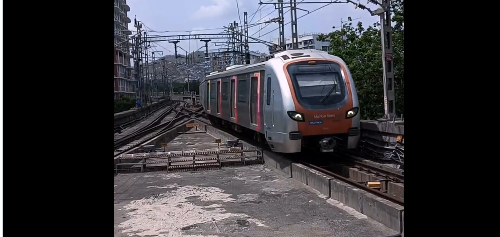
[114,0,134,99]
[269,33,330,53]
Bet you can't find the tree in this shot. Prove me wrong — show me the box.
[318,0,403,119]
[114,96,135,113]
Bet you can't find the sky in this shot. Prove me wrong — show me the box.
[126,0,381,55]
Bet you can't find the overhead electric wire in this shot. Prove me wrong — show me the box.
[252,8,278,25]
[152,42,174,54]
[258,2,335,39]
[250,0,305,37]
[248,0,273,23]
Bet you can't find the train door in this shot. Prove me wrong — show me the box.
[216,80,220,114]
[250,76,258,124]
[206,82,210,111]
[264,74,275,143]
[230,78,235,118]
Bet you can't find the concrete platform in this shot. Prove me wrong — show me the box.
[263,151,404,233]
[161,127,221,152]
[114,165,398,237]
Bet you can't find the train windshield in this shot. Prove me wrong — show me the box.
[287,61,347,108]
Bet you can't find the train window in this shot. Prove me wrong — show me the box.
[238,79,247,102]
[210,81,216,99]
[266,77,271,105]
[222,81,228,100]
[287,61,346,108]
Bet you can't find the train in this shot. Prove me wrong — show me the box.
[199,49,360,153]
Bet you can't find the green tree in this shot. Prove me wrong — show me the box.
[318,0,403,119]
[114,96,136,113]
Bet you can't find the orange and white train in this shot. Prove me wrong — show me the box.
[199,49,360,153]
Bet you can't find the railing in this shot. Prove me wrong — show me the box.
[115,86,135,92]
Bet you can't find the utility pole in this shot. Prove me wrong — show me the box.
[133,17,144,106]
[231,22,237,65]
[377,0,396,119]
[278,0,286,50]
[259,0,300,51]
[161,59,166,97]
[243,12,250,64]
[152,51,162,99]
[152,51,156,99]
[289,0,299,49]
[144,31,150,104]
[169,40,180,58]
[238,24,244,65]
[200,39,211,76]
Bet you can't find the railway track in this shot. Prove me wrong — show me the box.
[114,107,404,205]
[202,121,404,206]
[114,103,205,157]
[290,152,404,206]
[114,100,173,133]
[114,101,182,148]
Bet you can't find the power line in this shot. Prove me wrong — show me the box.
[259,2,333,39]
[248,0,273,23]
[251,0,305,37]
[252,8,278,25]
[151,42,174,54]
[139,27,228,33]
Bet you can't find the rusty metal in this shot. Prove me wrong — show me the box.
[115,148,263,173]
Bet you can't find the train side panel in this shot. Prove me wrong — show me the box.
[263,58,301,153]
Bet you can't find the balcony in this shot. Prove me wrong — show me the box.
[114,3,120,11]
[114,16,120,24]
[124,15,131,23]
[122,3,130,11]
[114,30,125,39]
[115,86,135,93]
[122,29,132,35]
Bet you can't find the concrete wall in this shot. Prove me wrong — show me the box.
[359,120,404,161]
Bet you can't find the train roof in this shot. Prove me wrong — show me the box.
[203,62,266,81]
[202,49,335,82]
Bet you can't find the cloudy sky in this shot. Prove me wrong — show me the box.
[126,0,380,55]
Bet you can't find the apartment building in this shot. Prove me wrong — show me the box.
[207,49,267,72]
[269,33,330,53]
[114,0,134,99]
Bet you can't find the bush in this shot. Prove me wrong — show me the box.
[114,97,136,113]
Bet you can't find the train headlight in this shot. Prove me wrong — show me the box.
[346,107,359,118]
[287,111,305,122]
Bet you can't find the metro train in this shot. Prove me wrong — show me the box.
[199,49,360,153]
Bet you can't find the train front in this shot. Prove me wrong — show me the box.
[284,58,360,152]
